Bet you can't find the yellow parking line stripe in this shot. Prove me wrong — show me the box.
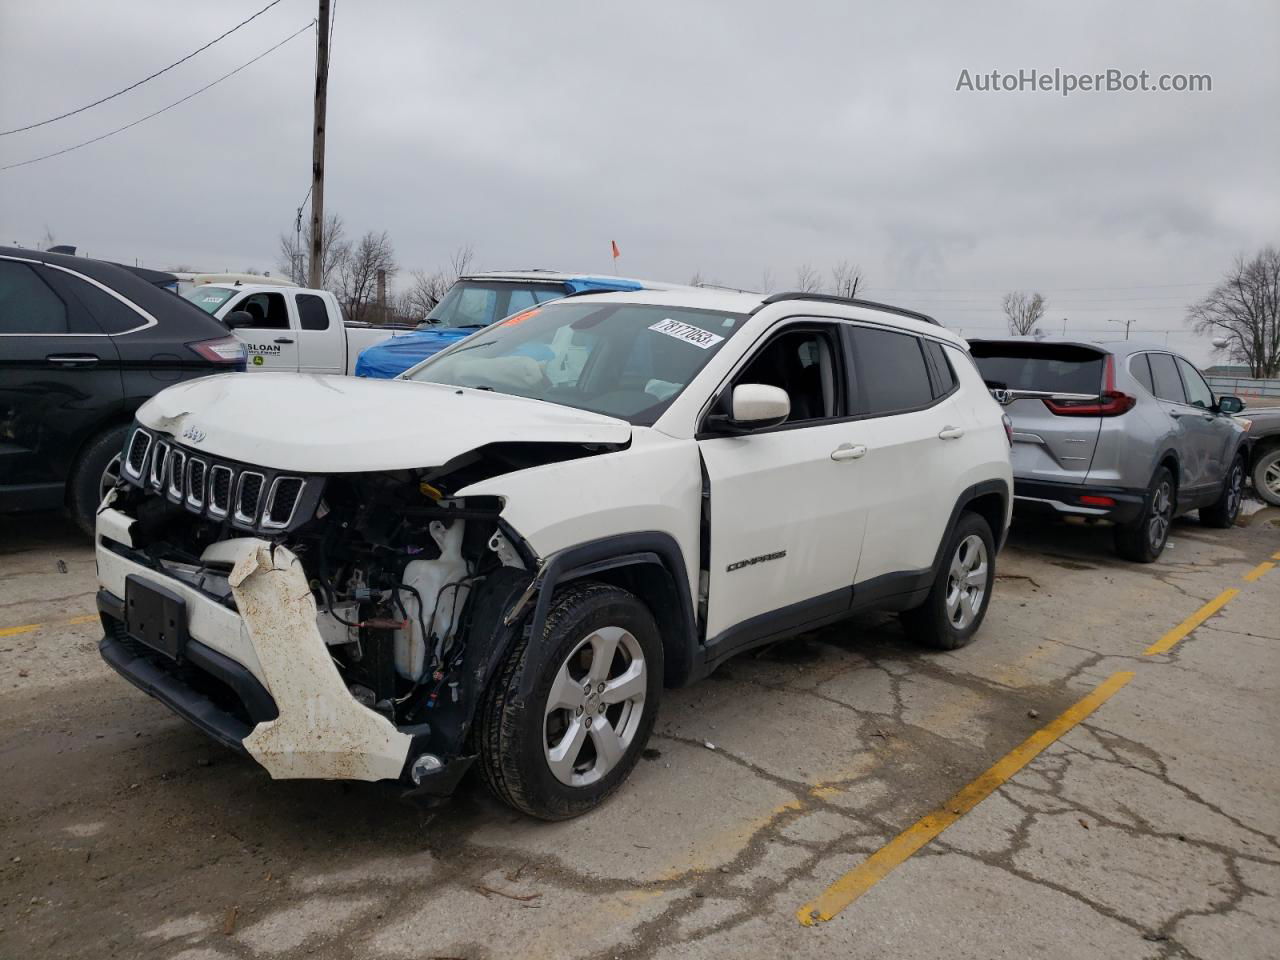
[796,670,1135,926]
[0,613,98,639]
[1144,589,1239,655]
[1244,561,1275,583]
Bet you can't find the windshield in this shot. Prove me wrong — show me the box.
[971,342,1104,394]
[407,301,746,425]
[183,286,237,314]
[418,280,566,330]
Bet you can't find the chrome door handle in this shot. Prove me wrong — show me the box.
[831,443,867,461]
[938,425,965,440]
[274,337,295,344]
[46,354,100,366]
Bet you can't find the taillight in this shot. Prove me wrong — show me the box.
[189,336,247,366]
[1042,354,1135,417]
[1002,414,1013,446]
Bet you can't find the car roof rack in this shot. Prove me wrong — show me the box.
[756,291,940,326]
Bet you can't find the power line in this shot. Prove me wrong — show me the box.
[1,0,288,137]
[1,21,315,172]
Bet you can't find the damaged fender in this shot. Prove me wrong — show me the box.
[228,540,413,781]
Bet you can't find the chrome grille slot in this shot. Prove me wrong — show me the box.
[235,472,265,525]
[166,449,186,502]
[208,465,233,518]
[124,429,151,479]
[263,477,305,529]
[187,458,207,509]
[149,440,170,489]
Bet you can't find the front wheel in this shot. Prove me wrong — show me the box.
[478,581,662,820]
[1251,447,1280,507]
[1200,454,1245,528]
[68,424,129,537]
[901,511,995,651]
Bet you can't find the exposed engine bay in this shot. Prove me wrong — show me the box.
[100,424,637,783]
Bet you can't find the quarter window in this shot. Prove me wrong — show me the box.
[296,294,330,331]
[1131,353,1155,394]
[1176,357,1214,409]
[0,260,68,334]
[1147,353,1186,404]
[924,340,957,397]
[851,326,934,414]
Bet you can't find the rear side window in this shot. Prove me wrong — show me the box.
[0,260,68,334]
[1130,353,1155,394]
[54,272,144,334]
[851,327,934,414]
[1176,357,1213,409]
[1147,353,1185,403]
[296,294,330,331]
[923,340,957,397]
[970,342,1104,394]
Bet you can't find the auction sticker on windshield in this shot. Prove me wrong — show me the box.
[649,318,725,349]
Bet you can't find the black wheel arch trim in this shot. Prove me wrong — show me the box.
[516,531,699,696]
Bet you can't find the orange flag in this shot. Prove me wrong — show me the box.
[611,240,621,260]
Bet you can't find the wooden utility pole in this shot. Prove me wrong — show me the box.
[308,0,330,290]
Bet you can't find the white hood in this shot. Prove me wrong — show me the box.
[136,373,632,472]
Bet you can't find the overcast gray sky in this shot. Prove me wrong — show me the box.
[2,0,1277,361]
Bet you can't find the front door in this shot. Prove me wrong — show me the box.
[226,291,299,372]
[698,323,867,649]
[1175,357,1233,489]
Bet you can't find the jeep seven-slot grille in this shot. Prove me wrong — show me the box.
[120,427,317,533]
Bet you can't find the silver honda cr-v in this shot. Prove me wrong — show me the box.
[970,338,1249,562]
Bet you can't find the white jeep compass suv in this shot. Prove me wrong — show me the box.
[96,288,1012,819]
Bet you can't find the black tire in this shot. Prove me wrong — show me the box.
[1200,453,1245,528]
[1114,466,1174,562]
[1250,446,1280,507]
[477,581,662,820]
[68,424,129,537]
[901,511,995,651]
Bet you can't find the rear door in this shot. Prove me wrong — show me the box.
[971,342,1104,484]
[294,292,343,374]
[223,290,300,371]
[0,257,124,505]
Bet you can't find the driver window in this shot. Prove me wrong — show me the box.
[734,327,843,423]
[1175,357,1214,409]
[235,292,290,330]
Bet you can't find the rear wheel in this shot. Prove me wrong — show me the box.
[68,425,129,537]
[901,511,995,651]
[1114,466,1174,562]
[478,581,662,820]
[1200,454,1245,528]
[1251,446,1280,507]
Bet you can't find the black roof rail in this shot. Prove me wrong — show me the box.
[756,291,940,326]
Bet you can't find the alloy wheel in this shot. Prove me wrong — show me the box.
[945,534,988,629]
[1226,461,1243,518]
[543,626,647,787]
[1265,459,1280,500]
[1149,480,1173,550]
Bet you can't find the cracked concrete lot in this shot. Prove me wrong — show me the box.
[1,505,1277,960]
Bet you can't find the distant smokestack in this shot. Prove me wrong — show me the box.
[376,268,387,322]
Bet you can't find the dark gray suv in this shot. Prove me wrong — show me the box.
[971,338,1248,562]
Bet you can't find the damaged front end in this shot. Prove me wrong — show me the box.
[94,423,603,799]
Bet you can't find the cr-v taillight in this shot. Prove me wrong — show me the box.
[1002,414,1014,446]
[1042,354,1135,417]
[189,336,247,366]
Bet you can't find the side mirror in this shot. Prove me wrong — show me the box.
[705,383,791,434]
[224,310,255,330]
[1217,395,1245,414]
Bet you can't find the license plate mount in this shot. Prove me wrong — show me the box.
[125,575,188,661]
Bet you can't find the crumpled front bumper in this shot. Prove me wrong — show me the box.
[95,505,470,795]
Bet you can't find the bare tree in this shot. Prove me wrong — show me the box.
[278,213,348,288]
[401,245,477,323]
[830,260,864,299]
[40,225,57,251]
[1002,291,1047,336]
[794,263,822,293]
[688,270,705,287]
[1190,247,1280,378]
[759,268,775,294]
[338,230,398,323]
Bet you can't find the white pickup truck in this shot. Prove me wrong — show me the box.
[183,283,410,374]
